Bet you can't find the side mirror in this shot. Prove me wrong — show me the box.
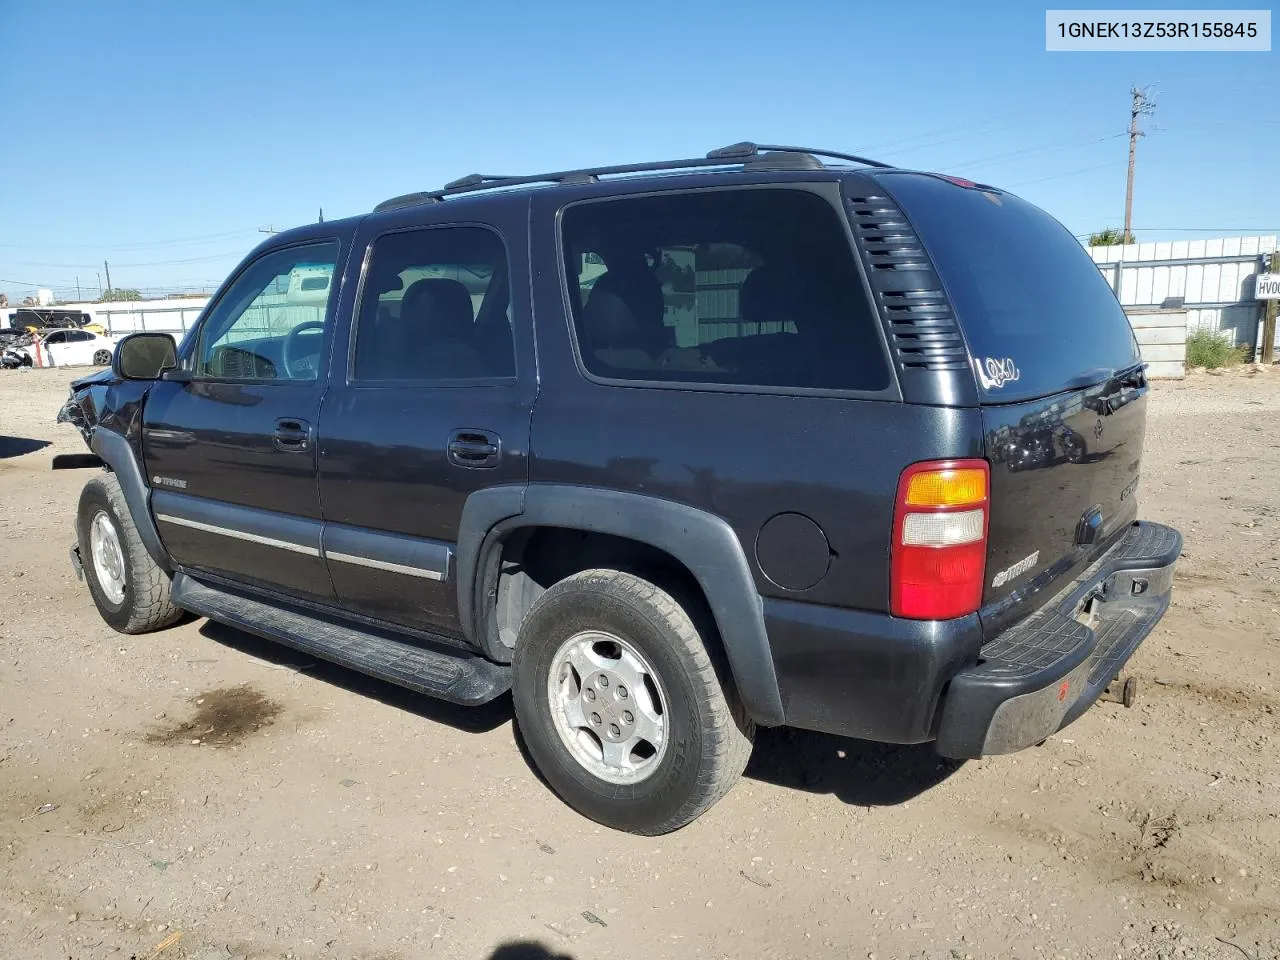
[111,332,178,380]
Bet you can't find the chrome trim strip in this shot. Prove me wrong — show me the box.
[325,550,445,581]
[154,513,321,557]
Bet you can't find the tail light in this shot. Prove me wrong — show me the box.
[891,459,990,620]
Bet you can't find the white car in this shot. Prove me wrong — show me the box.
[6,328,119,368]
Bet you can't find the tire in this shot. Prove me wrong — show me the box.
[512,569,755,835]
[93,349,111,365]
[77,472,182,634]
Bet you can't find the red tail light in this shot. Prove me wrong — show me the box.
[891,459,990,620]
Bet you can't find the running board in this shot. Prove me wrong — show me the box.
[170,572,510,705]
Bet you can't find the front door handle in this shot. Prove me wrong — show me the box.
[274,418,312,453]
[447,429,501,468]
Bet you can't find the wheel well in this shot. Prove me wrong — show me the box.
[488,527,708,657]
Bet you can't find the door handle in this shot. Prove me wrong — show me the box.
[447,429,501,468]
[274,418,312,453]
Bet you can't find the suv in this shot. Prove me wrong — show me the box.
[59,143,1181,835]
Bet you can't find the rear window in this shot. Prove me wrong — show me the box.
[881,174,1140,403]
[560,188,890,393]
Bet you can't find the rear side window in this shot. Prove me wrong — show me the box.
[560,188,889,392]
[881,174,1140,402]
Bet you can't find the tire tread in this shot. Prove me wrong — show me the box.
[515,568,754,834]
[79,472,182,634]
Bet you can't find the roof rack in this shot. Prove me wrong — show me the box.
[372,142,890,212]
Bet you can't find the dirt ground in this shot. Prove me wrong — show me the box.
[1,366,1277,960]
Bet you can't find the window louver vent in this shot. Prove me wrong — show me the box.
[847,194,969,371]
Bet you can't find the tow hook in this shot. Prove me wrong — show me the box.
[1101,675,1138,708]
[69,543,84,582]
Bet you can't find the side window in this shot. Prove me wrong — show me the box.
[69,330,94,342]
[45,331,68,344]
[194,241,339,381]
[352,226,513,382]
[561,189,889,392]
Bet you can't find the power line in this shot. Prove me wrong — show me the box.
[853,107,1046,156]
[0,275,61,287]
[10,248,250,269]
[1005,162,1118,188]
[0,227,260,251]
[945,132,1127,171]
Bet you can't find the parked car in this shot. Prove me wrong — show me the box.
[57,142,1181,834]
[9,327,118,367]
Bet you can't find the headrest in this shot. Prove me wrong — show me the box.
[581,287,639,351]
[401,278,474,340]
[739,265,791,327]
[589,270,664,326]
[582,270,665,353]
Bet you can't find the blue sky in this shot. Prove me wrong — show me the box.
[1,0,1274,301]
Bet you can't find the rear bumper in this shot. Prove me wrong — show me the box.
[934,521,1182,758]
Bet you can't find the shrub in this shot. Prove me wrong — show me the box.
[1185,328,1249,369]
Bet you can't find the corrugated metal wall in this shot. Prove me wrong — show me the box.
[1089,235,1275,349]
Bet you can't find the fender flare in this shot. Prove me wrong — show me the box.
[89,428,172,574]
[457,484,785,727]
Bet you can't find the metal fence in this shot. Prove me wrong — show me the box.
[97,302,208,337]
[1089,235,1276,354]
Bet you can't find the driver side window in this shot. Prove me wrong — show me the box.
[194,241,339,381]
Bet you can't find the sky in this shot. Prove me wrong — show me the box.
[1,0,1275,302]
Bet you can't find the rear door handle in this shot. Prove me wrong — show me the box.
[274,418,312,453]
[447,429,501,468]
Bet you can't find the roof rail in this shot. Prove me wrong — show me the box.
[372,142,890,212]
[706,141,892,169]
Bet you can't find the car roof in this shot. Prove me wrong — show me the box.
[257,143,1000,252]
[368,142,895,215]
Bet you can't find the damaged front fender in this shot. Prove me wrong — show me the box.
[57,367,114,447]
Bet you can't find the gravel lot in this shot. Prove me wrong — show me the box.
[2,366,1278,960]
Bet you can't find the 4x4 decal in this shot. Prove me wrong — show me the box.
[975,357,1020,390]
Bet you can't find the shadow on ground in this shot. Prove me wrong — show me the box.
[488,943,575,960]
[744,725,962,806]
[197,620,513,735]
[0,436,51,458]
[51,452,102,469]
[197,620,959,806]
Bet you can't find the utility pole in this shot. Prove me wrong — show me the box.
[96,272,102,296]
[1123,86,1156,243]
[76,277,81,301]
[259,225,279,235]
[318,207,324,223]
[1262,250,1279,365]
[103,260,113,295]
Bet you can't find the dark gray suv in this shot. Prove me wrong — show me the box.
[59,142,1181,834]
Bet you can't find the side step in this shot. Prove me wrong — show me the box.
[170,573,511,705]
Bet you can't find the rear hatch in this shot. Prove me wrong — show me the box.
[879,173,1147,636]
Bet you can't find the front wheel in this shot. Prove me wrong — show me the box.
[77,472,183,634]
[512,569,755,835]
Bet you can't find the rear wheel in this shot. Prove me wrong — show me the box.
[92,349,111,365]
[77,473,182,634]
[512,569,754,834]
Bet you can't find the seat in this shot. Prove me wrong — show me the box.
[581,278,655,372]
[701,264,812,382]
[580,271,671,371]
[397,278,488,378]
[739,264,800,332]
